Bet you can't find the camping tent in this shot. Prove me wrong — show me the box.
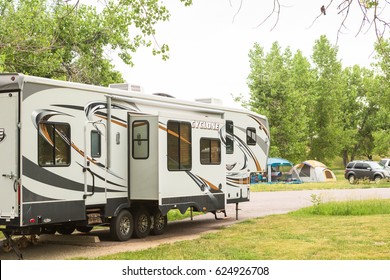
[293,160,336,183]
[266,158,302,183]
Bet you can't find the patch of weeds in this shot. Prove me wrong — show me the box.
[292,199,390,216]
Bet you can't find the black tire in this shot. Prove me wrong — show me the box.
[110,209,134,241]
[132,208,151,238]
[374,175,382,183]
[41,226,57,235]
[76,226,93,233]
[57,224,76,235]
[151,209,168,235]
[348,174,356,184]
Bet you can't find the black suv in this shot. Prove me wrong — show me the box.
[345,160,390,183]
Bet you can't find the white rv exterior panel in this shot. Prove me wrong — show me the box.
[0,92,19,220]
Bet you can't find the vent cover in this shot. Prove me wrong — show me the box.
[109,83,144,93]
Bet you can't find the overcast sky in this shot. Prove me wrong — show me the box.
[113,1,384,108]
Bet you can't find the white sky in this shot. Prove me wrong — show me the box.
[113,1,384,108]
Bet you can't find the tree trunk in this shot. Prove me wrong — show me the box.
[342,150,349,167]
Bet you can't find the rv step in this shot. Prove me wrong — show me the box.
[86,208,101,213]
[87,212,103,225]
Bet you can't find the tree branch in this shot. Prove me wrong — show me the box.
[254,0,281,30]
[307,0,335,30]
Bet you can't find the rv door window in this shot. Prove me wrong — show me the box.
[167,121,192,171]
[200,138,221,165]
[226,120,234,154]
[246,127,256,146]
[91,130,101,158]
[132,120,149,159]
[38,122,71,166]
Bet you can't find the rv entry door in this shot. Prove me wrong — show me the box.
[83,121,107,205]
[0,92,19,220]
[128,114,158,201]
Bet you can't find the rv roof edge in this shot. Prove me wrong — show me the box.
[108,94,225,115]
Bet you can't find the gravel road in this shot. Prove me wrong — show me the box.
[2,188,390,260]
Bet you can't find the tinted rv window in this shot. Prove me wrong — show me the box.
[132,120,149,159]
[200,138,221,165]
[38,123,71,166]
[91,130,101,158]
[226,120,234,154]
[246,127,256,146]
[167,121,192,171]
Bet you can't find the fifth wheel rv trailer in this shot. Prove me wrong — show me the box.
[0,73,270,244]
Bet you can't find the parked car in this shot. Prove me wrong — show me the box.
[344,160,390,184]
[379,158,390,169]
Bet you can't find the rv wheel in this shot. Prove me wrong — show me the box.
[110,209,133,241]
[132,208,151,238]
[76,226,93,233]
[151,209,167,235]
[41,226,57,235]
[57,225,76,235]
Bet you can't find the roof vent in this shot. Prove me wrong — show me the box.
[195,98,223,105]
[109,83,144,93]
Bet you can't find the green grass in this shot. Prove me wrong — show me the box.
[167,209,202,221]
[293,198,390,216]
[87,199,390,260]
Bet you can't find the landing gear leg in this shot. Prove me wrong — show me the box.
[2,231,23,260]
[213,210,227,220]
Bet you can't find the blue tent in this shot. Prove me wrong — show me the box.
[266,158,301,183]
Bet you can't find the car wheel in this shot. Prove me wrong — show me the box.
[374,175,382,184]
[348,174,356,184]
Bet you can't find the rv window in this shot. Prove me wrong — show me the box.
[132,120,149,159]
[91,130,101,158]
[200,138,221,165]
[38,122,71,166]
[226,120,234,154]
[167,121,192,171]
[246,127,256,146]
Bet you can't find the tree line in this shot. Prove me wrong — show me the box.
[246,35,390,166]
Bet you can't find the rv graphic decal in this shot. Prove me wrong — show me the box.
[0,128,5,143]
[191,120,221,131]
[31,107,125,182]
[186,171,222,193]
[220,123,262,174]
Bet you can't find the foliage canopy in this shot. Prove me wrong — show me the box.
[0,0,191,85]
[247,35,389,165]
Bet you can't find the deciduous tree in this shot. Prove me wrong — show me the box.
[0,0,192,85]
